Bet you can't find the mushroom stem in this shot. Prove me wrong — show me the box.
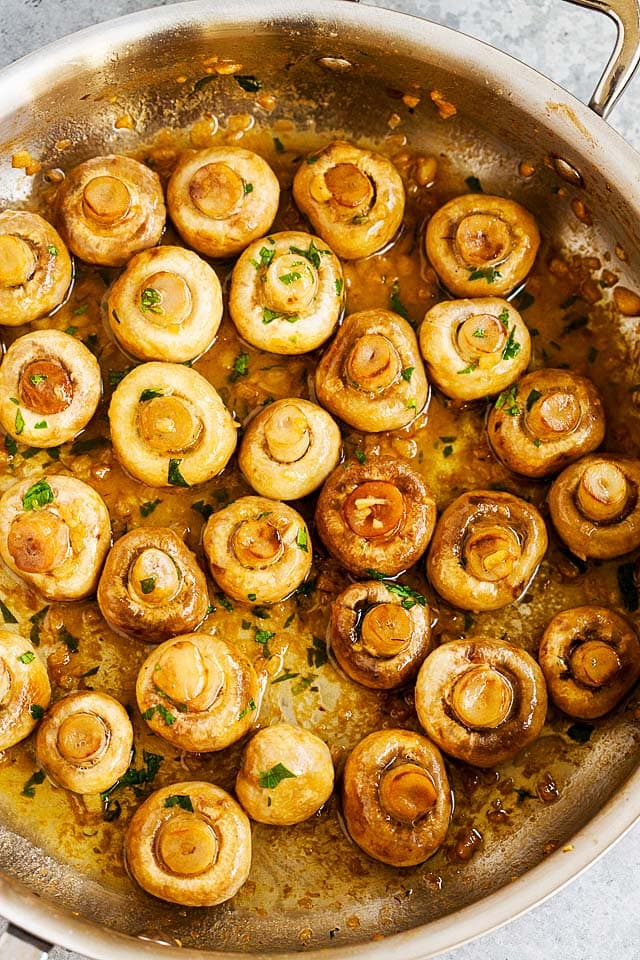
[360,603,412,658]
[0,235,36,287]
[137,396,201,454]
[323,163,374,208]
[57,712,109,763]
[232,517,284,568]
[576,461,629,522]
[451,664,514,729]
[7,511,70,574]
[156,814,218,877]
[463,524,521,582]
[264,403,311,463]
[378,762,437,823]
[346,334,401,392]
[456,314,506,358]
[139,272,192,326]
[83,175,131,224]
[19,359,74,415]
[454,214,511,266]
[188,162,244,219]
[263,254,318,313]
[525,390,581,439]
[571,640,621,688]
[128,548,182,605]
[343,481,405,539]
[154,639,224,712]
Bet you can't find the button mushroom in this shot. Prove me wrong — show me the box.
[125,780,252,906]
[538,606,640,719]
[0,330,102,448]
[0,475,111,601]
[167,146,279,259]
[425,194,540,297]
[56,155,166,267]
[315,309,428,432]
[0,210,72,326]
[341,728,451,867]
[0,630,51,751]
[136,632,260,752]
[292,141,405,259]
[415,638,548,767]
[426,490,548,611]
[315,457,436,578]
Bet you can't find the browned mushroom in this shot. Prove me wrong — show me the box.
[0,630,51,751]
[0,211,72,326]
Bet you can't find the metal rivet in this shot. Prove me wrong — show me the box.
[552,156,585,188]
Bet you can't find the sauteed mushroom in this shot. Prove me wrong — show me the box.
[125,780,251,906]
[425,193,540,297]
[167,146,279,259]
[105,245,223,363]
[228,231,343,354]
[0,475,111,601]
[292,141,405,259]
[329,579,432,689]
[97,527,209,643]
[0,631,50,751]
[0,210,72,326]
[427,490,547,611]
[341,728,451,867]
[56,155,165,267]
[315,309,428,432]
[316,457,436,578]
[487,368,605,478]
[203,496,312,604]
[238,398,342,501]
[136,632,259,753]
[235,723,334,825]
[36,690,133,794]
[539,606,640,719]
[415,638,548,767]
[108,362,237,487]
[0,330,102,447]
[419,297,530,401]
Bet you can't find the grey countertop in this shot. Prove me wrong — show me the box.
[0,1,639,959]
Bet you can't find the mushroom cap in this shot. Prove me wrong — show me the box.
[0,210,72,326]
[0,630,51,751]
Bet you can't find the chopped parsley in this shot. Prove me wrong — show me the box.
[47,244,58,257]
[468,267,501,283]
[307,635,328,668]
[0,599,17,624]
[33,421,47,430]
[251,245,276,270]
[288,239,328,271]
[58,626,79,654]
[273,136,285,153]
[73,304,89,316]
[4,434,17,458]
[191,500,214,520]
[390,279,410,321]
[238,697,257,720]
[355,449,366,464]
[515,290,535,311]
[168,458,189,487]
[279,271,302,285]
[442,444,454,458]
[296,528,308,552]
[272,670,299,684]
[108,368,133,386]
[22,769,45,797]
[401,366,414,382]
[501,327,521,361]
[29,607,49,646]
[258,762,296,789]
[140,499,161,517]
[335,278,344,296]
[29,374,47,385]
[457,360,479,375]
[244,182,254,194]
[142,703,176,726]
[526,388,542,411]
[465,175,483,192]
[22,479,54,511]
[498,307,509,327]
[14,408,24,436]
[262,307,284,324]
[29,705,44,720]
[229,352,249,380]
[216,592,233,612]
[383,581,427,610]
[254,628,275,658]
[18,651,35,664]
[100,751,163,802]
[494,385,520,416]
[140,288,163,313]
[140,576,156,595]
[164,794,194,812]
[139,388,163,402]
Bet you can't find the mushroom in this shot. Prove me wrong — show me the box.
[0,210,72,326]
[315,309,428,432]
[538,606,640,719]
[487,369,606,478]
[97,527,209,643]
[425,193,540,297]
[0,330,102,448]
[237,398,342,501]
[548,455,640,560]
[136,632,260,752]
[419,297,531,401]
[125,780,251,906]
[105,245,223,363]
[203,496,312,604]
[341,728,451,867]
[0,630,51,751]
[167,146,279,259]
[35,690,133,794]
[235,723,334,825]
[315,457,436,578]
[228,231,344,354]
[426,490,548,611]
[328,579,433,689]
[292,141,405,259]
[108,362,237,487]
[415,638,548,767]
[56,155,166,267]
[0,475,111,601]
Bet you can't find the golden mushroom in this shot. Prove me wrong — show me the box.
[292,141,405,259]
[202,496,312,604]
[425,193,540,297]
[97,527,209,643]
[105,245,223,363]
[315,309,428,432]
[487,369,606,478]
[341,728,451,867]
[108,362,237,488]
[539,606,640,719]
[228,231,344,354]
[427,490,548,611]
[0,631,50,751]
[419,297,531,401]
[167,146,279,259]
[0,330,102,448]
[238,398,342,501]
[415,638,548,767]
[35,690,133,794]
[315,457,436,578]
[125,780,252,906]
[136,632,260,752]
[0,210,72,326]
[235,723,334,825]
[0,475,111,601]
[56,155,166,267]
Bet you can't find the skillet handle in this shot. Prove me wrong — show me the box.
[0,923,50,959]
[561,0,640,116]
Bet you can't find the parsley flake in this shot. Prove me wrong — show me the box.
[22,479,54,511]
[258,762,296,789]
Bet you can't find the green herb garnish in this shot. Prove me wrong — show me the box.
[140,577,156,595]
[468,267,501,283]
[140,288,163,313]
[22,479,54,511]
[0,599,17,624]
[164,794,194,812]
[502,327,521,361]
[29,607,48,646]
[14,408,24,436]
[47,244,58,257]
[238,697,257,720]
[258,763,296,789]
[296,528,308,552]
[229,352,249,380]
[307,635,328,668]
[288,239,327,271]
[140,499,161,517]
[191,500,213,520]
[18,651,35,664]
[168,458,189,487]
[526,388,542,411]
[244,182,254,194]
[335,278,344,296]
[22,769,45,797]
[494,385,520,416]
[29,705,44,720]
[390,279,410,321]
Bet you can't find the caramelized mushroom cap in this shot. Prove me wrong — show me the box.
[342,728,451,866]
[0,631,51,751]
[0,210,72,327]
[415,638,548,767]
